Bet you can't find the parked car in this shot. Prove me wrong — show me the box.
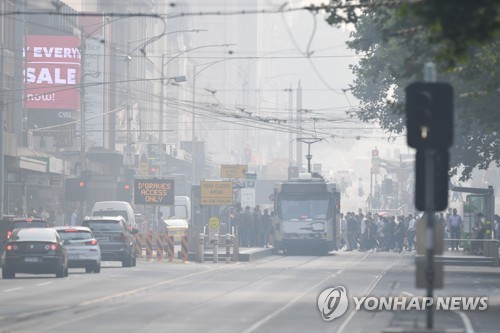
[54,226,101,273]
[82,216,137,267]
[0,216,49,255]
[1,228,68,279]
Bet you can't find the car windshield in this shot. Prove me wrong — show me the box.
[84,221,122,231]
[13,229,57,242]
[58,230,93,241]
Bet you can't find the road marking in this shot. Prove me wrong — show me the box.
[397,291,475,333]
[4,287,22,293]
[337,253,405,333]
[37,282,54,287]
[242,252,373,333]
[80,265,231,306]
[456,311,475,333]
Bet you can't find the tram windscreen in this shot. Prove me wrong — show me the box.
[279,194,330,220]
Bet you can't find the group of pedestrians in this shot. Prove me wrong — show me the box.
[228,204,272,248]
[339,211,419,253]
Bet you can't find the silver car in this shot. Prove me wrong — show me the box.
[54,226,101,273]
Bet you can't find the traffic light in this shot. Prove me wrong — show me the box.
[149,164,159,175]
[65,178,87,201]
[406,82,453,150]
[116,181,133,202]
[288,166,299,180]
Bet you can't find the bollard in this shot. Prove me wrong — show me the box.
[225,234,232,263]
[213,234,219,263]
[198,233,205,263]
[232,226,239,262]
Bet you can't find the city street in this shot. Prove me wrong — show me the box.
[1,251,499,333]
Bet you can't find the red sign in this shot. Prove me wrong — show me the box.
[23,35,81,110]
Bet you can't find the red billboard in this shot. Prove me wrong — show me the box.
[23,35,81,110]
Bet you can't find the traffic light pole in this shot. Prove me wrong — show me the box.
[424,149,435,330]
[423,62,436,330]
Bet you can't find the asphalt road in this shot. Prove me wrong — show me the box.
[1,251,499,333]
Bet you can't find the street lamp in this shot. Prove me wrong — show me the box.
[123,30,206,166]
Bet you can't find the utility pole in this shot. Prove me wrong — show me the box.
[296,80,302,172]
[191,64,197,186]
[126,43,132,151]
[286,85,293,166]
[79,28,87,214]
[0,43,5,219]
[159,53,165,147]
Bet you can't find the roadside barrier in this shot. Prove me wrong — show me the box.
[156,233,164,261]
[135,233,145,258]
[167,235,174,262]
[181,233,189,262]
[145,232,153,260]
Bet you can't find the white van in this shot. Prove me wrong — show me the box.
[159,196,191,225]
[91,201,137,228]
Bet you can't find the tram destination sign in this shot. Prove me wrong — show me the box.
[134,178,174,205]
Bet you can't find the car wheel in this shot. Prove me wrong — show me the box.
[93,262,101,273]
[64,266,69,277]
[2,267,15,279]
[85,267,93,273]
[132,255,136,267]
[122,255,131,267]
[56,264,65,278]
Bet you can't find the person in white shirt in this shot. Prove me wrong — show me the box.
[447,208,463,250]
[407,214,417,251]
[339,213,349,250]
[70,207,80,226]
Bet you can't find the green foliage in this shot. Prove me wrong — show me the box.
[323,1,500,181]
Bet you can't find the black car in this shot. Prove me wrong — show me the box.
[82,216,137,267]
[2,228,68,279]
[0,216,49,255]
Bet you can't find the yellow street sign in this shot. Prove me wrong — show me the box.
[200,181,233,206]
[208,217,220,229]
[220,164,248,179]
